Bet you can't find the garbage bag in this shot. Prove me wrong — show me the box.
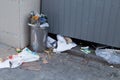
[57,35,66,43]
[0,60,11,69]
[47,36,57,48]
[53,41,77,53]
[0,48,40,69]
[95,48,120,64]
[53,35,77,53]
[47,35,77,53]
[18,48,40,62]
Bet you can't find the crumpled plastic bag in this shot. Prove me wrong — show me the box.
[40,22,49,28]
[53,41,77,53]
[18,48,40,63]
[0,58,23,69]
[47,36,57,48]
[0,60,11,69]
[53,35,77,53]
[0,48,40,69]
[95,48,120,64]
[57,35,66,43]
[47,35,77,53]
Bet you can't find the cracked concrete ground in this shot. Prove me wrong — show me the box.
[0,43,120,80]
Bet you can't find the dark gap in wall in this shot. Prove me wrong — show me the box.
[48,32,120,50]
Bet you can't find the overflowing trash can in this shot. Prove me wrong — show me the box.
[28,11,49,52]
[30,24,48,52]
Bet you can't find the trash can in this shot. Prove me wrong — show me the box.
[30,24,48,52]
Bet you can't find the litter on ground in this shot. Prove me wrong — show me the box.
[95,48,120,64]
[47,35,77,53]
[0,48,40,69]
[42,59,48,64]
[80,46,91,54]
[16,48,21,53]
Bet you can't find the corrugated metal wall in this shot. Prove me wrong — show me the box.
[42,0,120,47]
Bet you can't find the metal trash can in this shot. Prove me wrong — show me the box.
[30,24,48,52]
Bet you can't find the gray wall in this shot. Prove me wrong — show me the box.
[0,0,40,48]
[42,0,120,47]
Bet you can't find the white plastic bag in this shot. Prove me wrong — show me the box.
[9,57,23,68]
[57,35,66,43]
[40,23,49,28]
[0,48,40,69]
[18,48,40,62]
[0,60,10,69]
[53,35,77,53]
[95,48,120,64]
[47,36,57,48]
[53,41,77,53]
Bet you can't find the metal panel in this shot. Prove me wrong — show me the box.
[42,0,120,47]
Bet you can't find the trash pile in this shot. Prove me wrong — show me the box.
[28,11,49,52]
[95,48,120,64]
[0,35,77,69]
[47,35,77,53]
[27,11,77,53]
[0,11,77,69]
[0,48,40,69]
[28,11,49,28]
